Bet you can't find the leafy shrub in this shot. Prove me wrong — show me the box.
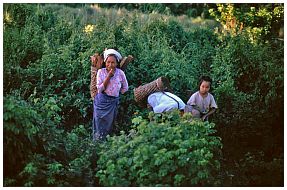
[222,152,284,186]
[4,17,44,94]
[18,125,98,187]
[96,111,222,186]
[4,4,36,28]
[4,94,98,186]
[211,35,283,158]
[3,94,64,186]
[209,4,284,41]
[4,95,43,179]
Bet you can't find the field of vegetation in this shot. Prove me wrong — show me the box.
[3,3,284,186]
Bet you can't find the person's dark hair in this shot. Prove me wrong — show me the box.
[106,54,119,63]
[198,76,212,88]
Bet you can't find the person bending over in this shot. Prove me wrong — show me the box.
[147,91,186,114]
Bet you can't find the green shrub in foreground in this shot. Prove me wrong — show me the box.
[96,110,222,186]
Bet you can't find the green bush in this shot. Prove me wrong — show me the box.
[4,96,43,179]
[209,4,284,41]
[3,94,62,185]
[4,4,36,28]
[96,111,222,186]
[211,35,283,158]
[14,125,98,187]
[4,17,44,94]
[223,152,284,186]
[4,94,98,186]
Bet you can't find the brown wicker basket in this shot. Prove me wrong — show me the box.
[133,77,170,106]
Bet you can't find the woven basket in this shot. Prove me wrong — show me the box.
[134,77,170,106]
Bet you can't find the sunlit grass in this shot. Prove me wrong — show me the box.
[88,4,220,32]
[47,4,220,32]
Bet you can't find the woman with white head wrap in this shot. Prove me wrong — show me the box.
[92,49,128,141]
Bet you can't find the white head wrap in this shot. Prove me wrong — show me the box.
[103,49,122,63]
